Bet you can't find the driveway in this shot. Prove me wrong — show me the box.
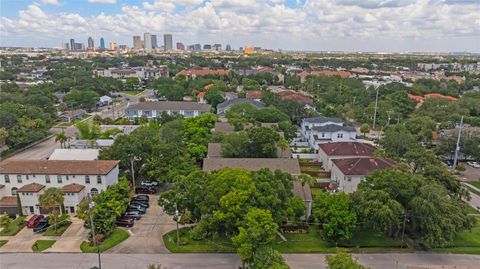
[107,195,178,254]
[0,216,87,253]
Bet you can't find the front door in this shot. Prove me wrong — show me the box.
[29,206,34,214]
[70,207,75,213]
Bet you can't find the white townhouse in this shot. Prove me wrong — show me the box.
[124,101,211,120]
[318,142,377,171]
[300,117,357,150]
[331,157,395,193]
[0,160,119,215]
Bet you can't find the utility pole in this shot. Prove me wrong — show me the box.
[372,86,380,129]
[400,210,407,249]
[130,158,136,193]
[452,116,464,171]
[175,202,179,246]
[89,199,101,269]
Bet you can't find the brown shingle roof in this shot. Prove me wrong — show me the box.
[177,69,229,77]
[214,122,236,133]
[319,142,377,157]
[18,183,45,193]
[203,158,301,175]
[0,160,119,175]
[292,181,313,202]
[61,183,85,193]
[207,143,291,159]
[0,196,17,206]
[332,158,395,176]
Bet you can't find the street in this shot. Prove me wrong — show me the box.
[1,253,480,269]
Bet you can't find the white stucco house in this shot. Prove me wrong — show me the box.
[300,117,357,150]
[318,142,377,171]
[124,101,211,120]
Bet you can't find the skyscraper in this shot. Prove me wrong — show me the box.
[164,34,173,51]
[144,33,152,51]
[151,35,158,49]
[70,38,75,51]
[87,37,94,50]
[213,44,221,51]
[100,37,105,49]
[133,36,142,50]
[203,44,212,50]
[176,42,185,50]
[225,44,231,51]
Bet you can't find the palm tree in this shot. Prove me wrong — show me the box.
[55,131,69,148]
[39,187,64,232]
[277,138,290,158]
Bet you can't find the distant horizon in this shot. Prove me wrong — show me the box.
[1,0,479,53]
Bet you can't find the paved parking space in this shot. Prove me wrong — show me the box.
[107,195,178,254]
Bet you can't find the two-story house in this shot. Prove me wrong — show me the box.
[124,101,211,120]
[300,117,357,150]
[318,142,377,170]
[0,160,119,215]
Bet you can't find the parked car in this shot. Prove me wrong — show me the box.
[127,205,146,214]
[141,181,158,187]
[130,200,149,208]
[33,217,50,233]
[115,217,134,228]
[83,221,91,229]
[27,215,45,228]
[133,195,149,202]
[135,187,156,194]
[123,211,142,220]
[467,161,480,168]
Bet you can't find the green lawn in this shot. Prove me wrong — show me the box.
[0,216,26,236]
[121,90,143,96]
[164,226,408,253]
[32,240,56,252]
[311,188,324,197]
[0,240,8,248]
[464,184,480,196]
[467,181,480,190]
[433,217,480,254]
[80,228,129,253]
[43,222,71,236]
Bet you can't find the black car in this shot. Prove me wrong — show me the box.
[130,200,149,208]
[33,217,50,233]
[115,217,134,228]
[133,194,149,201]
[135,187,156,194]
[128,205,146,214]
[123,211,142,220]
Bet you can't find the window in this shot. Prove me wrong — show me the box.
[337,133,344,138]
[347,177,352,182]
[11,187,17,196]
[97,176,102,184]
[17,175,22,183]
[4,175,10,183]
[85,176,90,184]
[57,175,63,184]
[91,188,98,195]
[26,175,29,180]
[45,175,51,183]
[321,132,325,138]
[66,175,69,181]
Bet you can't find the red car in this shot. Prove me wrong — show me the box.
[27,215,45,228]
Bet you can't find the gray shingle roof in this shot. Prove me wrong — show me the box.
[203,158,300,175]
[312,124,356,132]
[126,101,211,112]
[216,98,265,111]
[303,116,343,124]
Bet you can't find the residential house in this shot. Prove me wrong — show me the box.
[216,98,265,116]
[176,69,229,80]
[99,95,112,106]
[318,142,377,170]
[298,70,352,83]
[60,109,86,123]
[0,160,120,215]
[331,158,395,193]
[61,183,87,214]
[49,149,100,160]
[301,117,357,150]
[124,101,211,120]
[207,143,291,159]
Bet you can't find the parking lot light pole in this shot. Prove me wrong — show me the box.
[89,200,102,269]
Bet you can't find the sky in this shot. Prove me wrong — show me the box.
[0,0,479,52]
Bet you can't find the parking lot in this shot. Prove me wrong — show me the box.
[107,195,178,254]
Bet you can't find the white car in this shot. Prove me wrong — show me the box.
[467,161,480,168]
[141,181,159,187]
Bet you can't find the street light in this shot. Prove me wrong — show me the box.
[88,199,102,269]
[372,85,380,129]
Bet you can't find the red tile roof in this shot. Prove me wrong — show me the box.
[61,183,85,193]
[18,183,45,193]
[246,91,262,100]
[332,158,395,176]
[0,160,120,175]
[424,93,458,101]
[299,70,352,78]
[408,93,424,102]
[319,142,377,156]
[177,69,229,77]
[0,196,17,206]
[197,92,206,99]
[278,91,314,105]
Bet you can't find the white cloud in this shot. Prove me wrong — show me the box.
[87,0,117,4]
[41,0,62,6]
[1,0,479,52]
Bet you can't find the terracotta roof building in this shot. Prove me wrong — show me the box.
[318,142,377,170]
[18,183,46,193]
[61,183,85,193]
[0,160,119,175]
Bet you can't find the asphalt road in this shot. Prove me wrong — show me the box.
[1,253,479,269]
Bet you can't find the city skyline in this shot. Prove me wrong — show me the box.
[0,0,479,53]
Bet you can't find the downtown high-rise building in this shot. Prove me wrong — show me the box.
[70,38,75,51]
[87,37,94,49]
[225,44,231,51]
[176,42,185,50]
[164,34,173,51]
[213,44,221,51]
[151,35,158,49]
[133,35,142,50]
[100,37,105,49]
[144,32,152,51]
